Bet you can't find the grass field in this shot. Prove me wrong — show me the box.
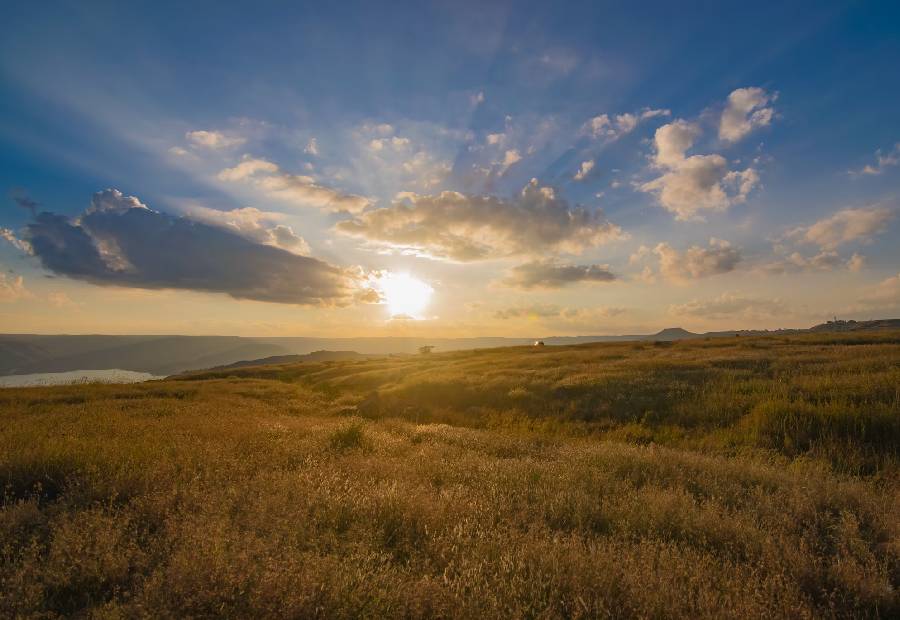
[1,332,898,617]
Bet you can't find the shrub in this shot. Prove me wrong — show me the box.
[328,423,367,452]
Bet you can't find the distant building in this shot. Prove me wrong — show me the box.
[533,340,545,347]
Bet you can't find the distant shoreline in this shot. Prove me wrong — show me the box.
[0,369,164,388]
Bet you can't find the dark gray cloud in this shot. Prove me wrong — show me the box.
[503,260,616,289]
[24,189,358,305]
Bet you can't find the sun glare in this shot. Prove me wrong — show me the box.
[378,272,433,319]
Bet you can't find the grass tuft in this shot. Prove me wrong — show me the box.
[328,423,367,452]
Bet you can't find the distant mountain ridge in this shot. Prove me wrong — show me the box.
[1,319,897,377]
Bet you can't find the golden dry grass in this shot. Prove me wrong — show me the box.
[1,332,898,617]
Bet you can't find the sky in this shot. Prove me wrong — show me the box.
[1,0,899,337]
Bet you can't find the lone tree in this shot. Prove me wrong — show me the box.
[418,345,435,354]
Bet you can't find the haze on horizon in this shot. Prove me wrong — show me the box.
[1,0,899,338]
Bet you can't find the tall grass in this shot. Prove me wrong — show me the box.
[183,331,900,474]
[0,332,898,617]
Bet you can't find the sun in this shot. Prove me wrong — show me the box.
[378,272,433,319]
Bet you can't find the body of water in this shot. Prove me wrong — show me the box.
[0,369,164,387]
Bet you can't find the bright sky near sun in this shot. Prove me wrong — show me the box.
[1,0,899,337]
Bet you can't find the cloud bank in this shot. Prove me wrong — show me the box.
[23,189,359,305]
[336,179,625,261]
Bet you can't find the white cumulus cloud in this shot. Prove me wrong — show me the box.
[718,87,776,143]
[640,120,760,220]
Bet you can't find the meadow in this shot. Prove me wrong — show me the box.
[1,332,898,618]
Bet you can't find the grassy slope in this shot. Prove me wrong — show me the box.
[1,332,898,617]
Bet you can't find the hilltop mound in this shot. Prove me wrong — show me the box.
[207,350,376,371]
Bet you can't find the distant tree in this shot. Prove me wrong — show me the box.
[418,345,435,354]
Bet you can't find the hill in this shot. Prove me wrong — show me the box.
[208,350,379,371]
[2,331,895,617]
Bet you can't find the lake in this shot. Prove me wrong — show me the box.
[0,369,165,388]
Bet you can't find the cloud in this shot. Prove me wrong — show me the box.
[217,157,279,181]
[561,306,626,319]
[23,189,360,305]
[669,293,786,320]
[47,291,79,308]
[398,151,452,189]
[847,253,866,272]
[859,272,900,308]
[573,160,594,181]
[218,156,370,213]
[349,120,463,194]
[369,136,411,151]
[499,149,522,173]
[641,155,736,219]
[359,122,395,136]
[335,179,625,261]
[718,87,776,143]
[758,250,847,274]
[494,303,561,320]
[502,259,615,289]
[186,130,246,150]
[538,48,580,75]
[493,304,626,323]
[0,272,29,303]
[651,120,701,167]
[183,205,310,255]
[304,138,319,156]
[850,143,900,177]
[471,91,485,106]
[258,174,371,213]
[11,191,38,215]
[1,228,34,254]
[640,120,760,220]
[583,107,670,141]
[785,206,894,249]
[633,238,741,282]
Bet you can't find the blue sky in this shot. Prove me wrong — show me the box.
[1,0,899,336]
